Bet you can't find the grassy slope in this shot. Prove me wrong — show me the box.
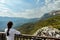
[17,15,60,35]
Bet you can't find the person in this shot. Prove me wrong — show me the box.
[5,21,21,40]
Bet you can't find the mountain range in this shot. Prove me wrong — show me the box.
[0,10,60,32]
[17,10,60,35]
[0,17,39,31]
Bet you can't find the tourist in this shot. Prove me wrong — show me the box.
[5,21,21,40]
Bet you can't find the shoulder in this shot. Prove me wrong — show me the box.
[10,28,17,31]
[5,28,8,31]
[11,28,16,30]
[4,28,8,32]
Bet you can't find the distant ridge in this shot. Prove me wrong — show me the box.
[18,10,60,35]
[40,10,60,20]
[0,17,39,31]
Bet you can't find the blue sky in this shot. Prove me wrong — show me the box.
[0,0,60,18]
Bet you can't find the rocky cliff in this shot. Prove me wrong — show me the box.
[33,26,60,38]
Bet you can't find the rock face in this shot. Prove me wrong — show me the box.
[34,26,60,38]
[50,10,60,15]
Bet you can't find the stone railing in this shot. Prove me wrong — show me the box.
[0,32,60,40]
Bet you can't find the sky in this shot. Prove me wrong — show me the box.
[0,0,60,19]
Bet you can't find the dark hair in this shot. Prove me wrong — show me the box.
[7,21,13,36]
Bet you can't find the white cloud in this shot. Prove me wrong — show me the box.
[35,0,40,4]
[0,0,60,19]
[0,2,43,19]
[0,0,6,3]
[0,7,43,19]
[38,0,60,15]
[45,0,60,9]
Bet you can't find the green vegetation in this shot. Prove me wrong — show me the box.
[17,15,60,35]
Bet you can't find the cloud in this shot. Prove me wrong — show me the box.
[45,0,60,9]
[30,0,60,18]
[0,0,37,19]
[38,0,60,15]
[0,0,5,3]
[35,0,40,4]
[0,0,42,19]
[0,6,43,19]
[0,3,14,17]
[0,0,60,19]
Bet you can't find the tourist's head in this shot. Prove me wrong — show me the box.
[7,21,13,29]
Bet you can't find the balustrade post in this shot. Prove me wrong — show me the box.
[44,38,46,40]
[14,34,60,40]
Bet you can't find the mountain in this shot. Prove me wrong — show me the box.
[40,10,60,20]
[18,11,60,35]
[40,13,52,20]
[0,17,39,31]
